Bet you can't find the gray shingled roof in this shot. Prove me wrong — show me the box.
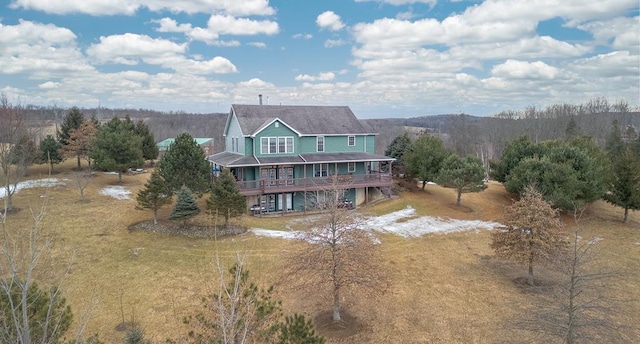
[208,151,394,167]
[231,104,373,136]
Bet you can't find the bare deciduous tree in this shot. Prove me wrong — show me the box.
[0,197,75,343]
[0,95,34,212]
[285,176,388,322]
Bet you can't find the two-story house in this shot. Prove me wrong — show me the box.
[207,104,394,214]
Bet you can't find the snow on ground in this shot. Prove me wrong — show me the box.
[0,178,65,198]
[99,186,131,200]
[250,206,502,240]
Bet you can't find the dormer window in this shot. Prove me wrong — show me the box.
[275,122,280,128]
[317,136,325,152]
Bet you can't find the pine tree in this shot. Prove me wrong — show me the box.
[404,134,448,189]
[136,170,173,225]
[158,133,210,197]
[437,154,486,207]
[384,132,412,177]
[208,169,246,227]
[134,120,159,163]
[169,186,200,228]
[604,123,640,222]
[490,186,567,286]
[60,120,96,169]
[58,107,85,168]
[37,134,64,171]
[277,314,325,344]
[91,117,143,182]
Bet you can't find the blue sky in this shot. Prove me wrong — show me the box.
[0,0,638,118]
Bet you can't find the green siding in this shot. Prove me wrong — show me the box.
[365,135,376,153]
[299,135,369,154]
[226,116,244,153]
[254,120,299,158]
[244,137,253,155]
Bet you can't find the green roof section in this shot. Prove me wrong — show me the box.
[157,137,213,151]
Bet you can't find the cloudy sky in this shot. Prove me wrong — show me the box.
[0,0,638,118]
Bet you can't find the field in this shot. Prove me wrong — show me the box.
[3,160,639,343]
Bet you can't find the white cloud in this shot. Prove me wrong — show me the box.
[295,72,336,81]
[0,20,93,77]
[154,15,279,45]
[324,39,347,48]
[292,33,313,39]
[577,16,640,50]
[491,60,561,79]
[87,33,186,65]
[10,0,276,16]
[316,11,345,31]
[355,0,437,6]
[38,81,60,89]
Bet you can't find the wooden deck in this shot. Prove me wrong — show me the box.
[236,173,392,196]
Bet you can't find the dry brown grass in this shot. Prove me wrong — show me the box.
[4,165,639,343]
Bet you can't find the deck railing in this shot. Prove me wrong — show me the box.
[235,173,392,195]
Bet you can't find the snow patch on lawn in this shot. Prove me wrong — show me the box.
[588,237,604,244]
[250,206,502,240]
[0,178,65,198]
[100,186,131,200]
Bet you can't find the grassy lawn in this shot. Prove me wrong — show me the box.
[3,161,639,343]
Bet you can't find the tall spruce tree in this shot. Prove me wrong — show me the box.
[158,133,210,197]
[58,107,85,168]
[208,169,246,227]
[169,186,200,228]
[90,116,143,182]
[137,170,173,225]
[384,132,412,177]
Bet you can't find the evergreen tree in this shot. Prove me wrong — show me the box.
[134,120,159,163]
[208,169,246,227]
[158,133,210,197]
[58,107,84,146]
[490,186,567,286]
[384,132,412,177]
[605,120,625,158]
[489,136,543,183]
[404,134,448,189]
[0,281,73,343]
[604,122,640,222]
[9,134,37,166]
[37,134,64,171]
[60,120,96,169]
[136,170,173,225]
[277,314,325,344]
[437,154,486,207]
[169,186,200,228]
[91,117,143,182]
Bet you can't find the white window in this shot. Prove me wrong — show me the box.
[317,136,325,152]
[260,136,294,154]
[314,163,328,177]
[269,137,277,154]
[348,136,355,146]
[348,162,356,173]
[286,137,294,153]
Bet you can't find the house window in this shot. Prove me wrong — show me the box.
[286,137,293,153]
[317,136,324,152]
[269,138,277,154]
[348,136,355,146]
[348,162,356,173]
[231,138,235,152]
[314,163,328,177]
[234,138,239,152]
[260,137,294,154]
